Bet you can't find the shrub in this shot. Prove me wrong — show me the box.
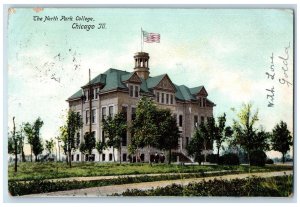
[250,150,267,166]
[266,159,274,164]
[218,153,240,165]
[116,175,293,196]
[206,154,218,163]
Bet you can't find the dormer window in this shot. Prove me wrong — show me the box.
[135,86,139,97]
[129,85,134,97]
[129,84,139,98]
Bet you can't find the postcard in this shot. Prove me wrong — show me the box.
[6,7,294,198]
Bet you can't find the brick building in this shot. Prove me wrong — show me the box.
[67,51,215,162]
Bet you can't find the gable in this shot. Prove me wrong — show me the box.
[123,72,142,84]
[197,87,208,97]
[154,75,176,92]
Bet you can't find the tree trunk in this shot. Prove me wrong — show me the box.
[22,149,26,162]
[113,147,115,162]
[216,146,221,163]
[148,145,151,165]
[30,147,33,162]
[168,149,171,164]
[282,152,285,164]
[14,140,18,173]
[119,145,122,164]
[35,155,38,162]
[247,151,251,174]
[68,149,72,167]
[13,117,17,173]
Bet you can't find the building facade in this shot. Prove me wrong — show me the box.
[67,52,215,162]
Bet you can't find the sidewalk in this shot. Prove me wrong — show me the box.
[24,170,292,197]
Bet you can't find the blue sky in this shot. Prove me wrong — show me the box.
[7,8,294,157]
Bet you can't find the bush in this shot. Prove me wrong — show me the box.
[116,175,293,196]
[266,159,274,164]
[206,154,218,163]
[218,153,240,165]
[250,150,267,166]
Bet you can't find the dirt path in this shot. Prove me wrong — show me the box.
[24,170,292,197]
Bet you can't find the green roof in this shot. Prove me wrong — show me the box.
[68,68,213,103]
[68,89,83,100]
[189,86,204,95]
[146,74,166,89]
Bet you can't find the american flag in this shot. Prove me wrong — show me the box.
[143,30,160,43]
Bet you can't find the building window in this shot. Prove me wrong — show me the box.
[85,90,89,101]
[102,130,105,142]
[76,132,80,145]
[156,92,160,103]
[203,97,206,107]
[102,154,106,161]
[109,153,113,161]
[123,153,127,162]
[102,107,106,121]
[129,85,134,97]
[201,116,205,124]
[86,110,89,124]
[140,154,145,162]
[109,106,114,117]
[179,115,183,127]
[95,88,100,99]
[194,115,198,127]
[135,86,139,97]
[76,154,80,161]
[131,107,136,121]
[186,137,189,148]
[166,94,169,104]
[199,97,202,107]
[122,106,128,121]
[91,89,95,100]
[92,109,96,123]
[121,130,127,146]
[71,155,74,161]
[170,94,173,104]
[91,131,95,139]
[162,93,165,104]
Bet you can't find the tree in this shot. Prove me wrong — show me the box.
[59,125,69,164]
[45,138,55,155]
[232,103,259,168]
[271,121,293,163]
[252,128,270,152]
[79,143,87,162]
[103,115,117,162]
[65,110,83,167]
[32,117,44,162]
[187,123,205,165]
[155,109,180,164]
[114,112,127,163]
[214,114,233,159]
[12,117,17,172]
[131,97,158,164]
[23,122,34,162]
[84,132,96,160]
[103,112,127,163]
[96,141,107,161]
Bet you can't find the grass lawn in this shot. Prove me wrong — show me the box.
[8,162,293,181]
